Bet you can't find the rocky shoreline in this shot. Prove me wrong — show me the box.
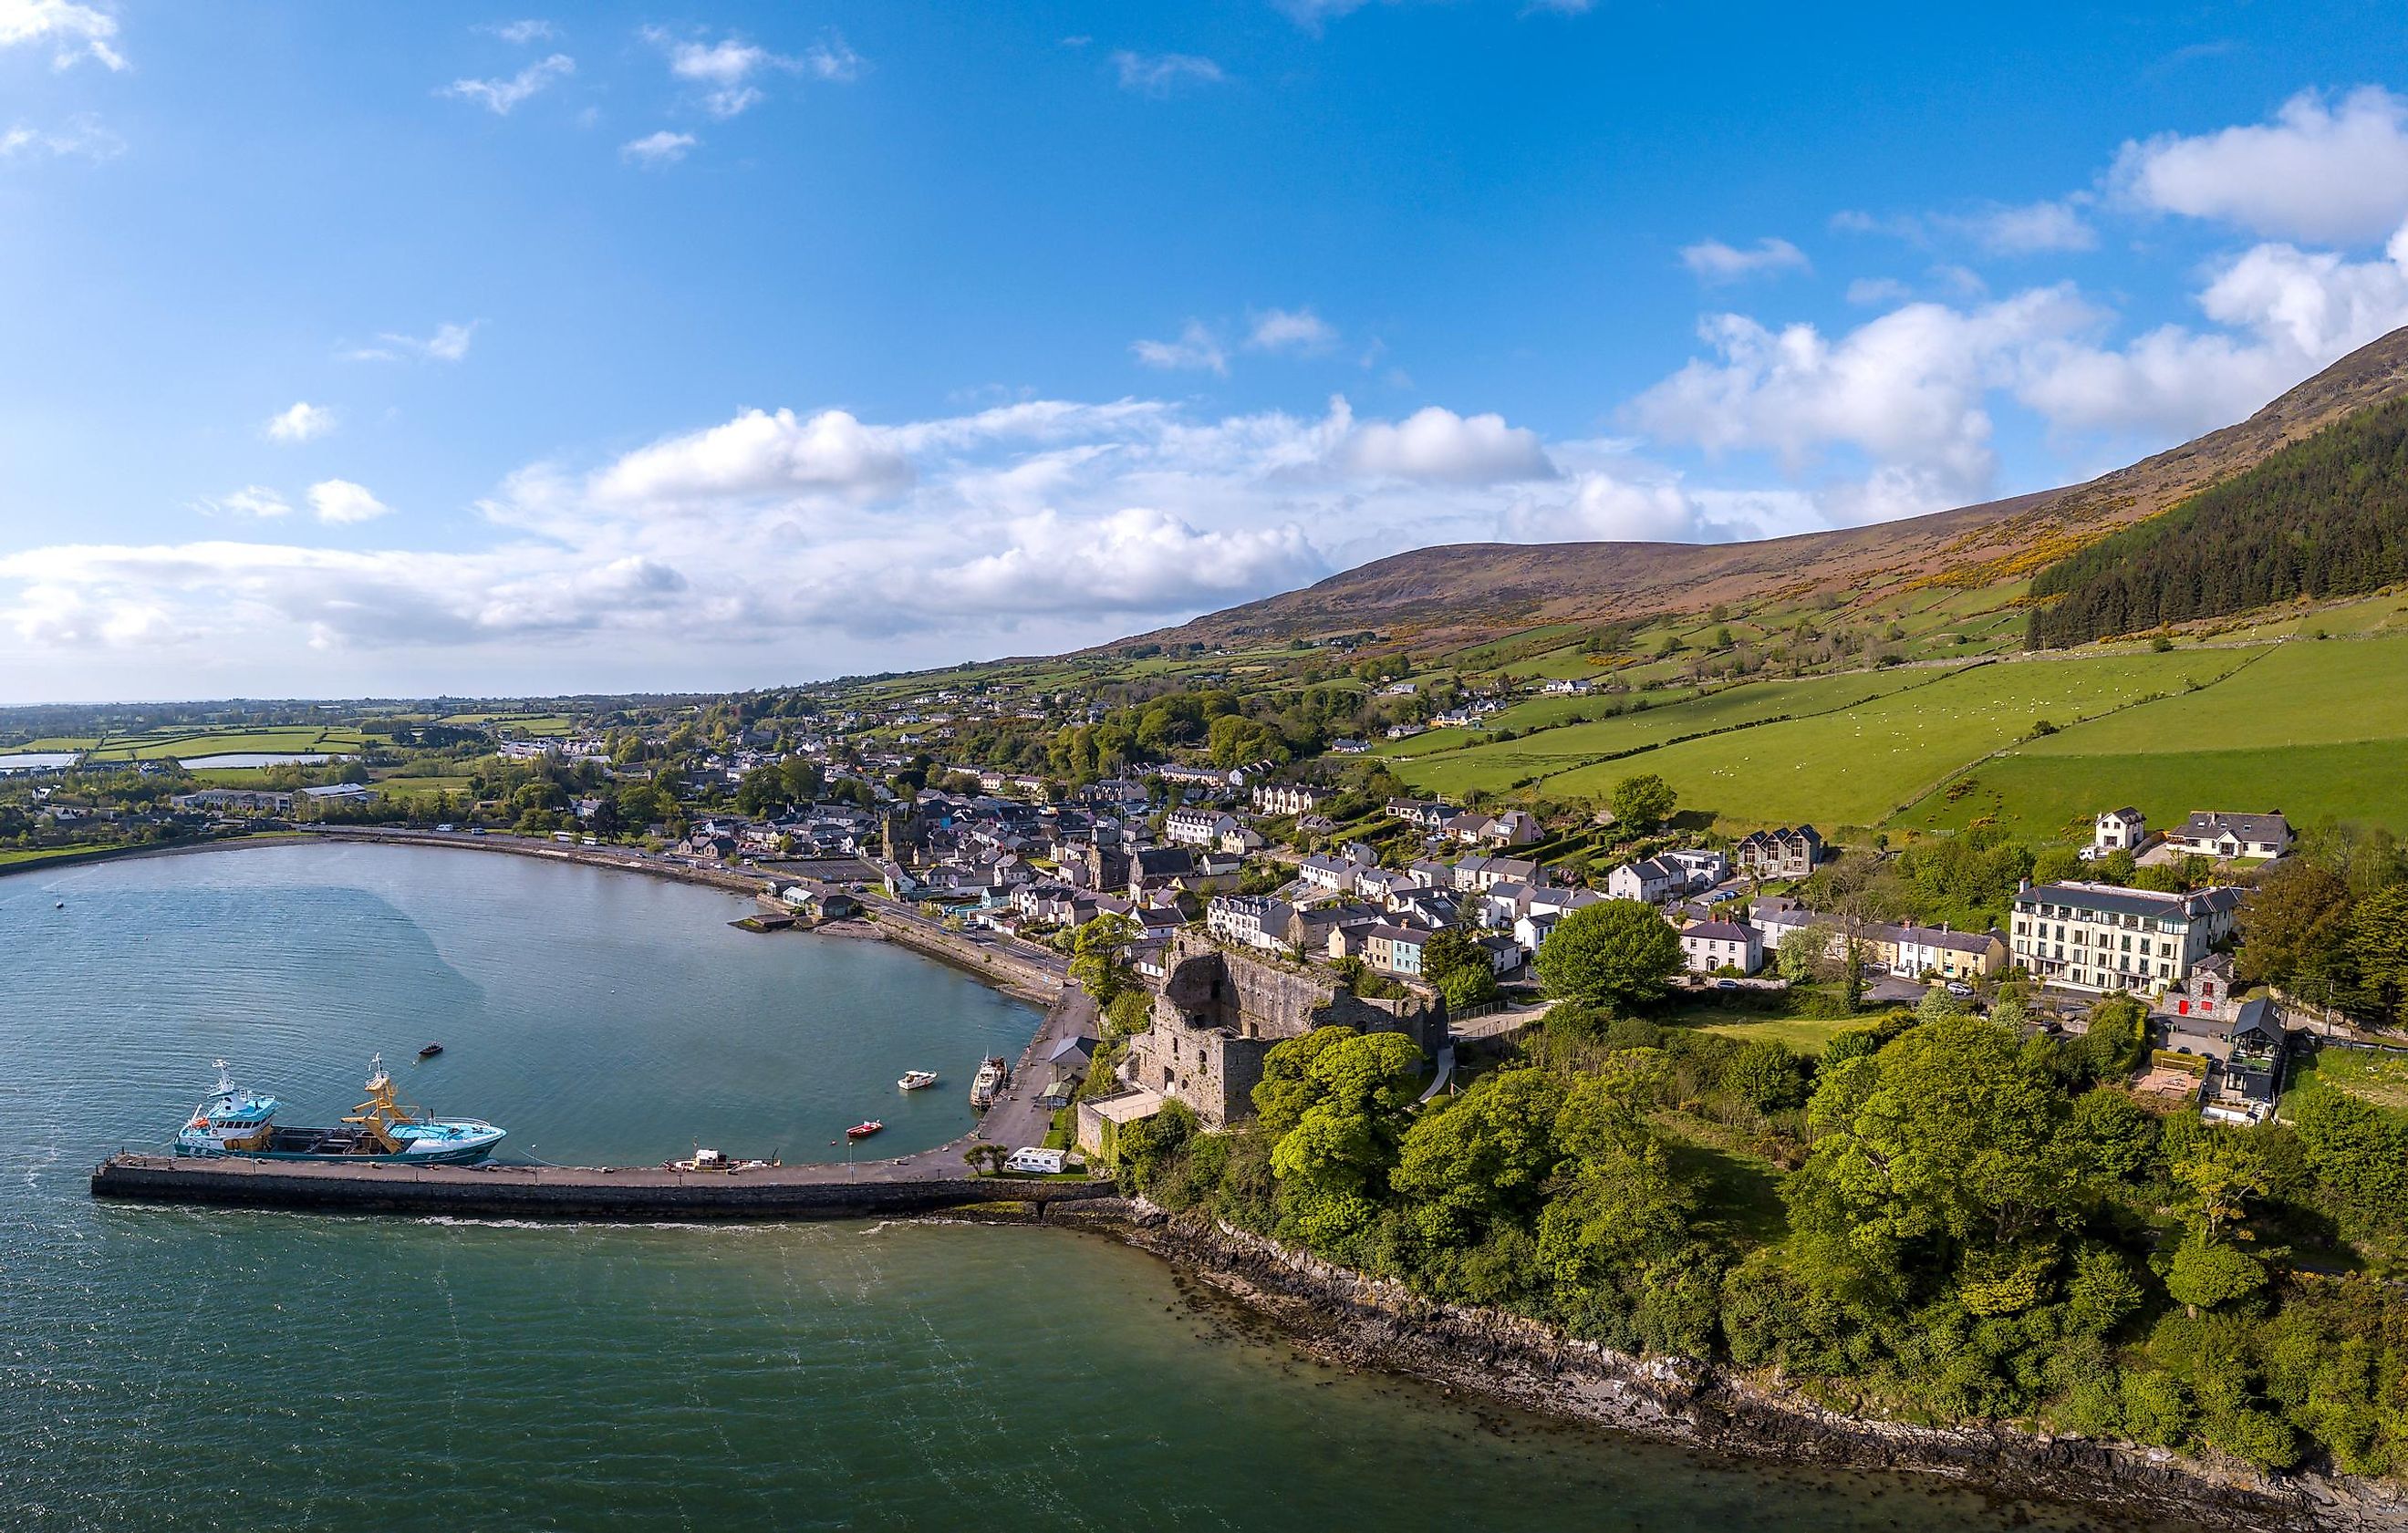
[1079,1205,2407,1533]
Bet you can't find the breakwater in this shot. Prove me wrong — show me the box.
[90,1153,1116,1220]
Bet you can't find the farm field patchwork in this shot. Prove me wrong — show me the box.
[1384,667,1969,799]
[1894,635,2408,836]
[1537,647,2264,829]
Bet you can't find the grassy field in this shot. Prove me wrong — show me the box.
[1525,647,2260,828]
[372,774,479,800]
[2282,1047,2408,1115]
[1665,1000,1867,1056]
[439,713,575,737]
[1383,667,1967,799]
[1896,636,2408,836]
[83,726,368,761]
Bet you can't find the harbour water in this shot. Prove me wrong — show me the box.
[0,844,2180,1529]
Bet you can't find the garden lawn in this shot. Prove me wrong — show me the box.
[2282,1047,2408,1115]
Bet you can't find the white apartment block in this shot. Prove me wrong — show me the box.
[2008,880,2243,995]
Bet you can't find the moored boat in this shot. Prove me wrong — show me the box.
[173,1057,506,1165]
[969,1056,1007,1110]
[898,1070,939,1092]
[667,1146,779,1172]
[845,1119,883,1140]
[416,1042,444,1060]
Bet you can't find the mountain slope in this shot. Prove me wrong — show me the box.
[1114,326,2408,651]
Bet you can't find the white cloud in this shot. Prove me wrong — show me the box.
[802,32,863,83]
[1132,320,1229,376]
[1246,306,1338,354]
[932,508,1323,614]
[620,130,697,166]
[0,113,122,161]
[347,320,478,363]
[1326,398,1557,484]
[2017,229,2408,436]
[265,401,337,443]
[1110,50,1225,96]
[1846,277,1914,306]
[0,0,124,69]
[591,408,912,507]
[2113,87,2408,244]
[645,28,859,117]
[1834,200,2094,255]
[307,480,390,525]
[1679,236,1811,284]
[1946,199,2096,254]
[1632,287,2099,516]
[441,53,574,115]
[195,486,291,520]
[483,19,555,45]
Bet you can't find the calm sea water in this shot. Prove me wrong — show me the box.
[0,844,2174,1530]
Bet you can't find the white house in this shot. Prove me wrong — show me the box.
[1679,918,1763,976]
[2092,806,2146,853]
[2165,811,2293,861]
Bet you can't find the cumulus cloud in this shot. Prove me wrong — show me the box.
[307,480,390,525]
[2017,229,2408,435]
[932,508,1324,613]
[441,53,574,115]
[265,401,337,443]
[2113,87,2408,244]
[1680,237,1810,284]
[1110,50,1225,96]
[0,0,125,70]
[1325,399,1558,484]
[620,129,696,166]
[1632,288,2107,520]
[591,408,913,506]
[1246,306,1338,354]
[1132,320,1229,375]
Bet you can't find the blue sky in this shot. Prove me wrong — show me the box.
[6,1,2408,700]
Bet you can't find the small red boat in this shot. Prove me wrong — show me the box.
[846,1119,884,1140]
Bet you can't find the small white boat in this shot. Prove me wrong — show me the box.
[898,1070,939,1092]
[970,1056,1007,1110]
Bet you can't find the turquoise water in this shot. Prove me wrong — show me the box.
[0,845,2176,1530]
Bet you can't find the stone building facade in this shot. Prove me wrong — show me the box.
[1116,931,1445,1128]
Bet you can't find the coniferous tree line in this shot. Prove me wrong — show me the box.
[2027,396,2408,647]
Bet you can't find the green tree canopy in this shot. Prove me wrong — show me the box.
[1534,900,1681,1010]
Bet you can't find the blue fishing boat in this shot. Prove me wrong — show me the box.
[174,1057,506,1164]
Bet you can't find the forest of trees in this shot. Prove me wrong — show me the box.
[2028,396,2408,647]
[1116,989,2408,1479]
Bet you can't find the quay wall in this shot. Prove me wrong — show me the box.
[89,1155,1116,1222]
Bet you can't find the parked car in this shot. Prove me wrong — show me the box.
[1945,981,1976,998]
[1714,979,1741,990]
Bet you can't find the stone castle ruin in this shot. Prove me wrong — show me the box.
[1116,931,1445,1128]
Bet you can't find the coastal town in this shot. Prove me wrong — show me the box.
[5,669,2386,1170]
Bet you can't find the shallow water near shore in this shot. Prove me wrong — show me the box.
[1,844,2195,1528]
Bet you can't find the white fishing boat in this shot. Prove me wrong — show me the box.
[898,1070,939,1092]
